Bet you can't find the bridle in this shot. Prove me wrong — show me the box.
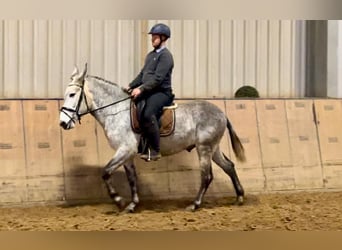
[60,78,132,124]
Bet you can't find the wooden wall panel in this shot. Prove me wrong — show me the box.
[256,100,295,190]
[4,98,342,206]
[59,101,102,200]
[23,100,65,202]
[26,177,65,202]
[314,100,342,188]
[285,100,323,189]
[226,100,265,192]
[63,176,108,202]
[61,115,99,174]
[23,100,63,176]
[0,179,27,203]
[0,101,26,177]
[0,101,27,202]
[137,172,171,199]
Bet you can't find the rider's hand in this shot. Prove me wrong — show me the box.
[124,86,132,94]
[131,87,142,99]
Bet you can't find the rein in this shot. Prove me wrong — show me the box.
[60,77,132,124]
[78,96,132,117]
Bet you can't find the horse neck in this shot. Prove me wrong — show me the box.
[85,77,130,124]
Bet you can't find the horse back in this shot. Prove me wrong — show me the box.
[173,100,227,137]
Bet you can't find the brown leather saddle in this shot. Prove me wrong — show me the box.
[130,100,177,137]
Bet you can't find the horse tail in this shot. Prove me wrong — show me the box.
[226,118,246,162]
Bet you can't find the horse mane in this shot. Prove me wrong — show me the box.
[87,75,130,95]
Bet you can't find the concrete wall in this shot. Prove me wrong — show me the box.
[1,98,342,206]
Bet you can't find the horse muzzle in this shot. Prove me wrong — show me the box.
[60,120,75,130]
[60,107,77,130]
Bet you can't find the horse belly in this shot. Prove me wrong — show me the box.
[160,118,196,156]
[160,135,194,156]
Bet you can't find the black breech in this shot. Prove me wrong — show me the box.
[138,91,173,151]
[141,91,173,122]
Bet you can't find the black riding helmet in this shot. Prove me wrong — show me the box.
[148,23,171,41]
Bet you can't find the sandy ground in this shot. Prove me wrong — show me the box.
[0,191,341,231]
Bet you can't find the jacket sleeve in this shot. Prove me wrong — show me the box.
[128,71,143,89]
[139,52,173,92]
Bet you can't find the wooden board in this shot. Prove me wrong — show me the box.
[23,100,64,176]
[137,172,171,199]
[256,100,295,190]
[225,99,265,192]
[59,101,102,200]
[0,100,26,177]
[26,176,65,202]
[63,176,108,201]
[314,99,342,188]
[60,100,99,176]
[285,100,323,189]
[164,119,200,198]
[0,178,27,203]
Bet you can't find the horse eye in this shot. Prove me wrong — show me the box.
[69,93,76,98]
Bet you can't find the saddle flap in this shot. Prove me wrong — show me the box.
[130,101,176,137]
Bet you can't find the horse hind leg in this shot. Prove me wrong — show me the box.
[212,147,244,205]
[186,144,214,212]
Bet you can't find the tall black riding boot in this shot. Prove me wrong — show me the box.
[140,117,161,161]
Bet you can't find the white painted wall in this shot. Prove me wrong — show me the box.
[0,20,306,99]
[327,20,342,98]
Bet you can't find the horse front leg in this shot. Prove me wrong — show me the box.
[102,147,135,210]
[123,159,139,213]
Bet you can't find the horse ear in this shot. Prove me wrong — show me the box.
[71,65,79,79]
[79,63,88,82]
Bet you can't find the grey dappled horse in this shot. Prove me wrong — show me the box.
[60,64,246,212]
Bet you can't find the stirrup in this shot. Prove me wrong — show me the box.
[140,148,161,162]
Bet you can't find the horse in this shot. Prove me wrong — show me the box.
[59,64,246,213]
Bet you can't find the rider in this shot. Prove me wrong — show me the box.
[127,23,175,161]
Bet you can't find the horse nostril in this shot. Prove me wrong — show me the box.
[60,121,67,129]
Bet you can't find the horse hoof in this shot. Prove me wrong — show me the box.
[185,204,199,212]
[120,208,134,214]
[236,196,244,205]
[114,197,126,210]
[123,202,137,213]
[124,208,134,213]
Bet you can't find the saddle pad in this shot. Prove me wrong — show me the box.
[130,101,176,137]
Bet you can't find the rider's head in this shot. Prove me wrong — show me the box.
[148,23,170,49]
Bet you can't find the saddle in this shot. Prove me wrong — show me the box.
[130,100,177,137]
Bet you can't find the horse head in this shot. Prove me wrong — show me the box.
[59,63,93,130]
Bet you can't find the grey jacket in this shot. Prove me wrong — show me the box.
[129,47,174,92]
